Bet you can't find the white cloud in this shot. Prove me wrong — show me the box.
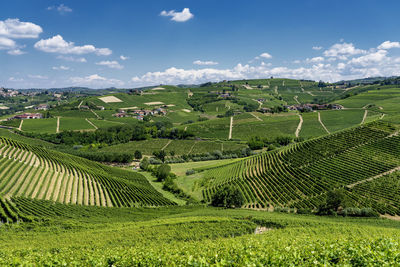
[306,56,324,63]
[312,46,323,50]
[323,42,366,57]
[52,65,70,70]
[28,74,48,79]
[348,50,388,67]
[160,8,194,22]
[193,60,218,65]
[34,35,112,55]
[7,49,26,55]
[378,41,400,50]
[96,60,124,69]
[259,52,272,59]
[0,37,16,49]
[57,55,87,62]
[47,4,72,14]
[0,18,42,39]
[8,77,23,82]
[120,55,129,60]
[293,60,301,64]
[69,74,124,87]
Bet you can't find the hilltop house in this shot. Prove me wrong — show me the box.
[35,104,49,110]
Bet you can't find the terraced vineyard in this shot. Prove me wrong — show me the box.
[0,136,175,219]
[201,121,400,214]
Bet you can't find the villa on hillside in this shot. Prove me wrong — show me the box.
[285,103,343,112]
[12,113,43,119]
[113,107,167,120]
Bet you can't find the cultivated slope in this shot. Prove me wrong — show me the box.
[0,136,175,210]
[201,121,400,215]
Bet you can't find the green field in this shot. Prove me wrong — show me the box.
[21,118,57,134]
[319,109,364,133]
[59,117,95,131]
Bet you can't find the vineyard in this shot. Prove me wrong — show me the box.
[0,136,175,222]
[201,121,400,214]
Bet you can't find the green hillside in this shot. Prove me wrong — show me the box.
[200,121,400,214]
[0,136,175,211]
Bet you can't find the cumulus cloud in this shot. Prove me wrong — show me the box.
[348,49,388,67]
[259,52,272,59]
[52,65,70,70]
[7,49,26,55]
[312,46,323,50]
[47,4,73,14]
[34,35,112,55]
[57,55,87,62]
[69,74,124,87]
[0,18,42,39]
[193,60,218,66]
[96,60,124,69]
[323,42,366,57]
[0,37,16,49]
[160,8,194,22]
[378,41,400,50]
[120,55,129,60]
[306,56,324,63]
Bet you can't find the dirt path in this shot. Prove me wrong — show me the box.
[86,118,98,129]
[56,116,60,133]
[161,140,172,150]
[90,109,101,119]
[274,86,278,94]
[243,84,253,90]
[184,126,187,131]
[318,112,330,134]
[347,166,400,188]
[361,110,368,124]
[295,114,303,138]
[307,91,316,96]
[250,112,262,121]
[282,80,285,86]
[188,141,197,154]
[293,95,300,104]
[252,99,262,109]
[380,114,386,119]
[78,101,83,108]
[18,119,23,131]
[228,116,233,139]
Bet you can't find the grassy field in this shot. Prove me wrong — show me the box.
[21,118,57,134]
[59,117,95,131]
[319,109,364,133]
[299,112,327,138]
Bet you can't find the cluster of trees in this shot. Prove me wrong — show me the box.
[20,123,194,146]
[247,136,303,150]
[211,185,244,208]
[149,148,253,165]
[69,150,133,163]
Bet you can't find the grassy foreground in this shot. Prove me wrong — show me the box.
[1,205,400,265]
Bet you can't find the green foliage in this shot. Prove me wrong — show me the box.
[211,185,244,208]
[134,150,142,160]
[155,164,171,182]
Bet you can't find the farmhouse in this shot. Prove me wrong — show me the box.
[13,113,43,119]
[35,104,49,110]
[286,103,343,112]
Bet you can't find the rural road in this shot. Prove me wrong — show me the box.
[295,114,303,138]
[228,116,233,139]
[318,112,330,134]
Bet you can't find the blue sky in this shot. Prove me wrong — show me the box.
[1,0,400,88]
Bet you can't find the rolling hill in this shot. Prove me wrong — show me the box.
[200,121,400,215]
[0,136,175,222]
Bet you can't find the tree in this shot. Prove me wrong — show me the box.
[134,150,142,160]
[317,189,349,215]
[153,150,167,162]
[211,185,244,208]
[155,164,171,182]
[140,157,149,170]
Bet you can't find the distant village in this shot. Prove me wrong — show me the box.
[259,103,343,113]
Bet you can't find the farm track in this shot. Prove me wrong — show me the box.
[295,114,303,138]
[56,117,60,133]
[18,120,23,131]
[361,110,368,124]
[228,116,233,139]
[318,112,330,134]
[86,118,98,129]
[347,166,400,188]
[90,109,101,119]
[161,140,172,150]
[250,112,262,121]
[293,96,300,104]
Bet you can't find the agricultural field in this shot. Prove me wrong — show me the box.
[200,121,400,214]
[21,118,57,134]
